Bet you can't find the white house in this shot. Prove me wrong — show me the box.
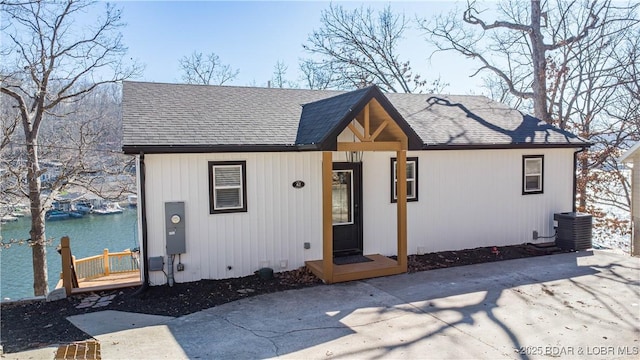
[122,82,590,285]
[619,142,640,256]
[40,160,63,184]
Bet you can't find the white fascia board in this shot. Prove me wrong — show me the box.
[619,141,640,163]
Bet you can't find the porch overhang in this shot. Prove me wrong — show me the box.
[295,85,422,151]
[302,86,411,284]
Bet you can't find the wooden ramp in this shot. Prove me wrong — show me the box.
[306,254,404,283]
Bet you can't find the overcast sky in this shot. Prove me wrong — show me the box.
[114,0,487,94]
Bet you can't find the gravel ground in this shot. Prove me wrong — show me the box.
[0,244,564,354]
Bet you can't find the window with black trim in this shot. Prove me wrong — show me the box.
[522,155,543,194]
[391,157,418,203]
[209,161,247,213]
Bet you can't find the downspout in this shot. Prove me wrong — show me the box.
[573,147,586,213]
[133,152,149,295]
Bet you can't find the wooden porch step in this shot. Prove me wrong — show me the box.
[306,254,405,284]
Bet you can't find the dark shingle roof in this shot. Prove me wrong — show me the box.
[296,86,422,150]
[122,81,589,153]
[296,87,371,148]
[385,94,584,148]
[122,82,339,149]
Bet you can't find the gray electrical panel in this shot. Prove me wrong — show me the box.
[165,201,186,254]
[148,256,164,271]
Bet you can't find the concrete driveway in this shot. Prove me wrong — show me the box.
[9,250,640,359]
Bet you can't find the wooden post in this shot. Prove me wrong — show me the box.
[322,151,334,283]
[103,249,110,275]
[60,236,73,296]
[396,150,408,272]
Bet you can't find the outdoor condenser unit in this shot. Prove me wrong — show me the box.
[553,212,593,251]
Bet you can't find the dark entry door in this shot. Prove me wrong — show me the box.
[332,162,363,256]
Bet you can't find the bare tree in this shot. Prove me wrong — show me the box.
[1,103,19,151]
[272,60,287,88]
[179,51,239,85]
[299,59,335,90]
[303,4,445,93]
[0,0,140,296]
[270,60,298,89]
[573,25,640,240]
[420,0,620,122]
[1,84,134,217]
[421,0,639,244]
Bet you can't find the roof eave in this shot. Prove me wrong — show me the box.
[122,144,303,155]
[421,142,592,151]
[123,141,591,155]
[296,144,322,151]
[618,141,640,163]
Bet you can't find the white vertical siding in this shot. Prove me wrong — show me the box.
[360,148,576,255]
[144,152,323,285]
[142,148,576,285]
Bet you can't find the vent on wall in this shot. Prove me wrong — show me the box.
[554,212,593,251]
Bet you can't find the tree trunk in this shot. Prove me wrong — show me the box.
[26,138,48,296]
[530,0,551,123]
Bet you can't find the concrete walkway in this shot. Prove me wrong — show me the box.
[7,250,640,359]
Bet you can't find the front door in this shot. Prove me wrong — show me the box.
[332,162,363,256]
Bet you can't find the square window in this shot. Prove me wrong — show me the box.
[209,161,247,213]
[522,156,543,194]
[391,157,418,203]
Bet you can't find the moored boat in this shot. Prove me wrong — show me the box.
[1,215,19,223]
[93,202,124,215]
[46,210,70,221]
[73,201,93,214]
[68,211,84,218]
[45,209,84,221]
[127,194,138,207]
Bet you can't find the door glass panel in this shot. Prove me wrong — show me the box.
[332,170,353,225]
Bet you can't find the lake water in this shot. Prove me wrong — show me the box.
[0,208,139,300]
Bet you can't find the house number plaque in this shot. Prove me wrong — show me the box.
[292,180,305,189]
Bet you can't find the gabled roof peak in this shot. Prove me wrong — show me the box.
[296,85,422,150]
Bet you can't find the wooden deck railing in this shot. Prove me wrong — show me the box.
[59,236,140,295]
[73,249,139,280]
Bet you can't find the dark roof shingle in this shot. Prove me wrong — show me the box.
[296,87,371,147]
[122,81,588,153]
